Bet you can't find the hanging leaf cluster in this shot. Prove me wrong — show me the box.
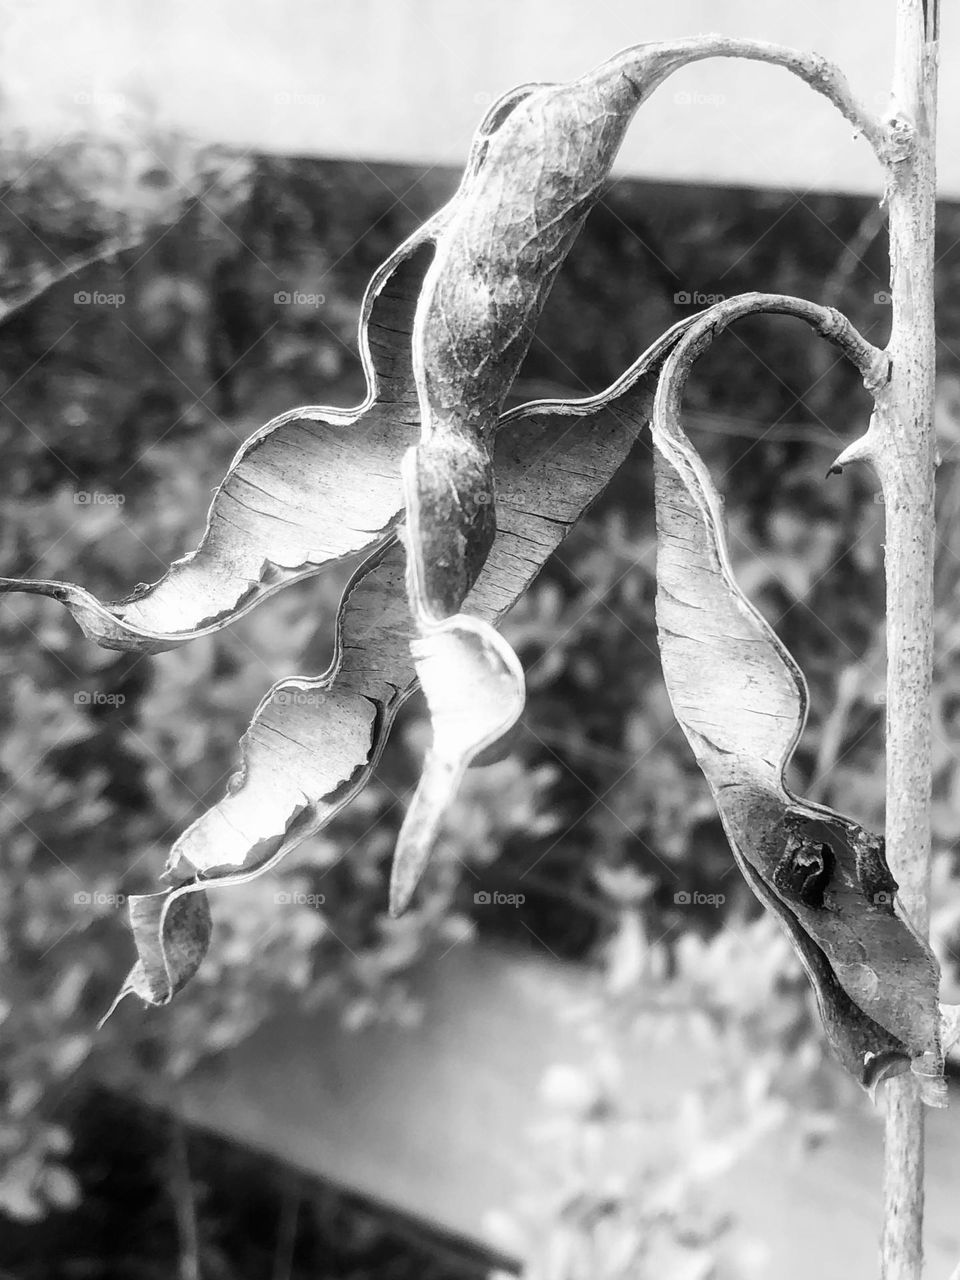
[1,39,947,1099]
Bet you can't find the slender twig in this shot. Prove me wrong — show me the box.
[610,36,889,162]
[648,290,888,392]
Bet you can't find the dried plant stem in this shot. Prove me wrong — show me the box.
[877,2,940,1277]
[610,36,889,160]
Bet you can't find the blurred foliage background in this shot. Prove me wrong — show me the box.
[2,116,960,1278]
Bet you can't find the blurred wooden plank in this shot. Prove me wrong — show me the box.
[169,939,960,1278]
[4,0,960,196]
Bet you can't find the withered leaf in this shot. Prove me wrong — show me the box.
[30,44,930,1101]
[651,299,943,1098]
[113,319,692,1009]
[0,85,565,653]
[388,608,525,916]
[0,228,437,651]
[392,43,881,904]
[100,887,211,1021]
[397,44,707,899]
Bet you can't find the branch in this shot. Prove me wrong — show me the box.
[608,36,890,162]
[878,1,941,1277]
[650,289,887,390]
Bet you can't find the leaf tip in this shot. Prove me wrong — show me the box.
[96,981,136,1030]
[388,855,418,917]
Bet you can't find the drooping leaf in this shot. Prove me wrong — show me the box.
[112,319,693,1008]
[0,230,438,651]
[400,37,860,615]
[391,41,884,902]
[650,300,944,1098]
[0,86,553,652]
[99,888,211,1023]
[388,608,525,916]
[395,43,707,897]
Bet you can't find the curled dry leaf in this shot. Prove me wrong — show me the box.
[0,83,589,653]
[403,44,689,617]
[0,229,437,651]
[396,42,721,901]
[17,43,925,1102]
[394,39,885,908]
[100,884,212,1020]
[651,298,943,1099]
[400,31,884,615]
[388,608,526,917]
[109,320,692,1011]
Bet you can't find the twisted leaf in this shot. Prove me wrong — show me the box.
[0,229,437,650]
[396,43,707,898]
[109,319,692,1011]
[0,88,558,653]
[651,299,943,1099]
[395,37,885,901]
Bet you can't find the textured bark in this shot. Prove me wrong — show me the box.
[878,3,941,1277]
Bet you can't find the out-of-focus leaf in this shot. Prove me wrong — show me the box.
[111,319,692,1008]
[651,299,943,1099]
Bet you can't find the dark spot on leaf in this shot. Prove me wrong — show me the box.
[772,827,834,909]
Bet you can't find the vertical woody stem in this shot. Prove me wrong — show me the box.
[877,2,940,1277]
